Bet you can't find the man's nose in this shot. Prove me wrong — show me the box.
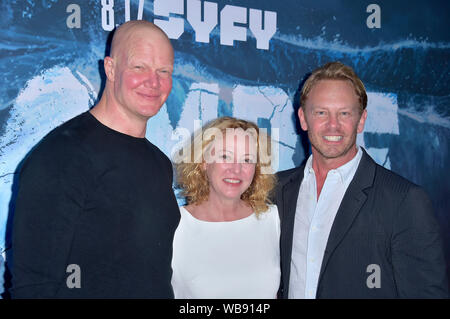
[326,113,340,128]
[143,70,160,88]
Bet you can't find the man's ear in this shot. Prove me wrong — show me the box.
[104,56,115,81]
[357,109,368,134]
[298,107,308,131]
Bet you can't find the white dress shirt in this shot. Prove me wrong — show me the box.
[288,147,363,299]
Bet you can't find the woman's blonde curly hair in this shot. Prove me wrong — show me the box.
[175,117,276,215]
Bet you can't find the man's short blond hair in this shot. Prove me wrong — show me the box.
[300,61,367,113]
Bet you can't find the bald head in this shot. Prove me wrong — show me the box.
[110,20,173,62]
[94,20,175,136]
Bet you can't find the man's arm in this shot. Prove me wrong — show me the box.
[391,185,448,298]
[11,140,88,298]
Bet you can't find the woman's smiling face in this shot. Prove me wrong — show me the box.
[203,129,258,203]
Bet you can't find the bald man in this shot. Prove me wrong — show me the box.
[11,21,180,298]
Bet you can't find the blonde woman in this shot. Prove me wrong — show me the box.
[171,117,280,298]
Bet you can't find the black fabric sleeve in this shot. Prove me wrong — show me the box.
[391,185,449,298]
[11,139,90,298]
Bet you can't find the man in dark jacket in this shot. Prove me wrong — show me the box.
[275,61,448,298]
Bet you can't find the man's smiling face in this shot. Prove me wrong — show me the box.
[299,79,367,166]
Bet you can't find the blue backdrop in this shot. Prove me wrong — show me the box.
[1,0,449,294]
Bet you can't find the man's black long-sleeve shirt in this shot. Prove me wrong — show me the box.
[11,111,180,298]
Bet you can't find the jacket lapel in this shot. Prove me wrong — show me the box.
[278,166,304,298]
[317,149,376,284]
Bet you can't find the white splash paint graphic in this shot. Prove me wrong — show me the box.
[0,66,93,254]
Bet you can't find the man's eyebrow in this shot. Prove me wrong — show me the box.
[159,65,174,70]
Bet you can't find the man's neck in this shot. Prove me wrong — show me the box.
[311,146,359,199]
[90,95,147,138]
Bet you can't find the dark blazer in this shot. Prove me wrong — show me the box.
[275,149,448,298]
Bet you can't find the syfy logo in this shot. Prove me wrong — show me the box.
[154,0,277,50]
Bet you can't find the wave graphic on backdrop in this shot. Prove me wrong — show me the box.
[0,67,95,256]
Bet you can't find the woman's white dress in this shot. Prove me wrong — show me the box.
[171,205,280,299]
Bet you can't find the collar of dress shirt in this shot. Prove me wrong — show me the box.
[303,146,363,184]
